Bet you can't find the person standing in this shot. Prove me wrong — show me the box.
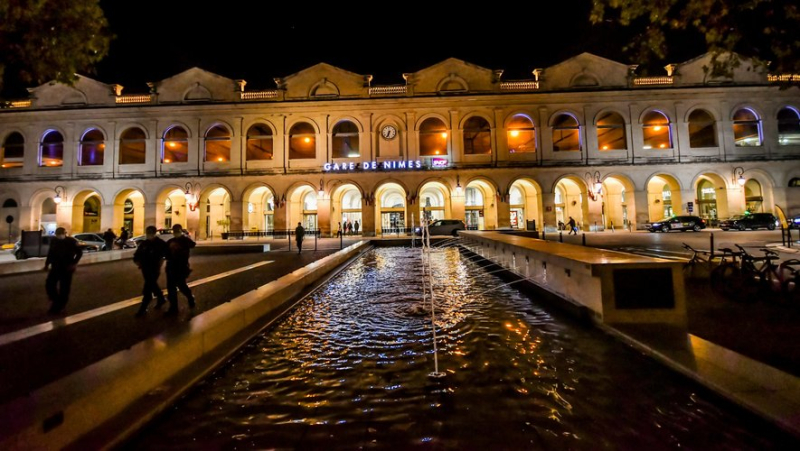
[43,227,83,314]
[295,222,305,254]
[102,228,116,251]
[133,226,168,316]
[337,221,342,238]
[354,220,360,235]
[346,219,353,236]
[567,216,578,235]
[165,224,196,315]
[118,226,130,249]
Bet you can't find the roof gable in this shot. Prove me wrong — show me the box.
[154,67,238,103]
[28,75,115,107]
[277,63,369,99]
[408,58,498,94]
[541,53,630,90]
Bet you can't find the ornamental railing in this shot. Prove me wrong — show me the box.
[7,100,32,108]
[500,80,539,91]
[633,76,674,86]
[768,74,800,83]
[115,94,153,104]
[240,90,279,100]
[369,85,407,96]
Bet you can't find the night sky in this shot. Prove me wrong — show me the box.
[90,0,673,92]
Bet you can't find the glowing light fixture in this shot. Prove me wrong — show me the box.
[318,179,325,198]
[164,158,171,163]
[584,171,602,201]
[53,186,65,204]
[733,167,746,186]
[217,157,224,162]
[653,126,662,131]
[304,137,311,143]
[455,175,462,195]
[659,143,667,148]
[184,182,200,211]
[440,132,448,139]
[602,145,609,150]
[510,130,520,138]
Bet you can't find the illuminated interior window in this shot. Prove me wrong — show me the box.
[732,108,762,147]
[332,121,360,158]
[552,113,581,151]
[596,111,626,151]
[40,130,64,167]
[642,111,671,149]
[506,115,536,153]
[205,125,231,162]
[79,129,105,166]
[119,127,146,164]
[1,132,24,168]
[463,116,492,155]
[162,126,189,163]
[778,107,800,146]
[246,124,273,160]
[419,117,448,156]
[289,122,316,159]
[688,109,717,148]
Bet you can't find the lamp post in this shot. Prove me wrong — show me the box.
[733,167,746,187]
[584,171,602,201]
[455,175,462,196]
[318,179,325,199]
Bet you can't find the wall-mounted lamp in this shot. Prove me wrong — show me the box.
[584,171,602,201]
[455,175,462,196]
[318,179,325,198]
[53,186,66,204]
[184,182,201,211]
[733,167,746,187]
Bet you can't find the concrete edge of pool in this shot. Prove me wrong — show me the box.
[0,240,370,451]
[458,231,800,439]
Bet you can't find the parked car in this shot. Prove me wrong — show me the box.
[14,235,100,260]
[647,216,706,233]
[415,219,466,237]
[789,214,800,229]
[719,213,777,231]
[132,229,174,246]
[73,233,136,250]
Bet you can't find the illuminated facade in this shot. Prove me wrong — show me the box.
[1,52,799,239]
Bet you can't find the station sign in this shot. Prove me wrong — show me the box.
[323,159,424,172]
[687,201,694,213]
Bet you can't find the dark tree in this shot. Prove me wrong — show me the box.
[591,0,800,76]
[0,0,112,96]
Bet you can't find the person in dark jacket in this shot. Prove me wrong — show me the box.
[354,220,360,235]
[118,227,130,249]
[43,227,83,314]
[567,216,578,235]
[133,225,168,316]
[165,224,196,314]
[295,222,305,254]
[102,228,116,251]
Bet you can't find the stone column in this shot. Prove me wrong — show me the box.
[18,206,33,232]
[361,202,376,237]
[408,202,420,231]
[185,207,200,239]
[56,204,72,233]
[273,203,288,231]
[680,189,695,215]
[451,191,466,224]
[497,199,511,229]
[317,198,331,237]
[585,198,603,231]
[633,189,649,230]
[230,200,244,232]
[144,203,158,230]
[542,192,557,231]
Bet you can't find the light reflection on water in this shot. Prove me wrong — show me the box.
[129,248,793,450]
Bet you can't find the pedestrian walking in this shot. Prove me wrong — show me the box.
[295,222,305,254]
[567,216,578,235]
[133,225,168,316]
[102,228,116,251]
[346,219,353,236]
[43,227,83,314]
[354,220,359,235]
[165,224,196,315]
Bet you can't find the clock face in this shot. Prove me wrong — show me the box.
[381,125,397,140]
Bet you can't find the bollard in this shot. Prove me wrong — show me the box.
[340,229,344,250]
[710,232,715,258]
[559,231,563,243]
[314,230,318,251]
[288,229,291,252]
[782,226,787,247]
[542,229,546,241]
[582,233,586,246]
[611,221,615,233]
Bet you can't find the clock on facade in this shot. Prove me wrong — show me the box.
[381,125,397,140]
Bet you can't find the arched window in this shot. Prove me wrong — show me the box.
[642,111,671,149]
[789,178,800,187]
[40,130,64,167]
[289,122,316,159]
[552,114,580,151]
[2,198,18,208]
[303,191,318,211]
[732,108,762,147]
[419,117,448,156]
[688,109,718,148]
[1,132,24,168]
[79,129,105,166]
[509,186,524,205]
[162,126,189,163]
[119,127,146,165]
[596,112,626,150]
[506,115,536,153]
[462,117,492,155]
[205,125,231,162]
[246,124,273,160]
[332,121,360,158]
[778,107,800,146]
[744,179,763,213]
[465,187,484,206]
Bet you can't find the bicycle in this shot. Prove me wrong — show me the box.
[710,245,781,301]
[778,259,800,302]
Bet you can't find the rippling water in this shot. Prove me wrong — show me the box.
[129,247,794,450]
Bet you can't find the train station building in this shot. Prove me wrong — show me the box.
[0,52,799,239]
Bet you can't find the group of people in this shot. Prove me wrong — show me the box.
[102,227,130,251]
[44,224,197,316]
[336,219,360,237]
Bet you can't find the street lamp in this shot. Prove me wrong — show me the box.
[53,186,65,204]
[184,182,201,211]
[318,179,325,198]
[733,167,746,186]
[455,175,462,196]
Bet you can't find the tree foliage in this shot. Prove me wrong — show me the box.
[0,0,111,95]
[591,0,800,76]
